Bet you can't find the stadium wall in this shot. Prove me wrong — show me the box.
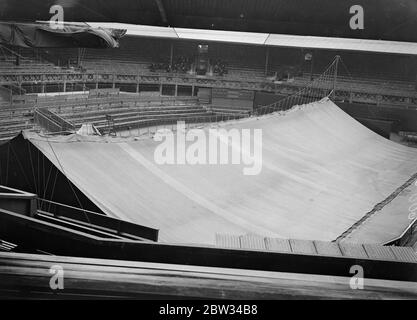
[47,36,417,83]
[211,88,254,111]
[253,92,287,109]
[254,93,417,135]
[338,102,417,132]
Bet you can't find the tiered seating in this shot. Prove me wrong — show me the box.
[306,49,416,83]
[79,37,269,79]
[58,104,210,129]
[0,50,75,74]
[0,60,58,74]
[292,73,416,100]
[51,36,415,94]
[0,105,33,142]
[209,43,265,79]
[209,106,252,116]
[227,64,265,79]
[81,37,170,73]
[50,98,224,133]
[35,93,198,110]
[0,38,413,136]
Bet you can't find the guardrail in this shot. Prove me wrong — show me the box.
[0,185,37,217]
[34,107,75,133]
[1,69,415,98]
[37,198,159,241]
[16,94,198,108]
[100,112,249,136]
[0,69,415,112]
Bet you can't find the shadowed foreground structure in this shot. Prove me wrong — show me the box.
[0,251,416,299]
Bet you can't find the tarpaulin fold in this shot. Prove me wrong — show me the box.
[0,22,126,48]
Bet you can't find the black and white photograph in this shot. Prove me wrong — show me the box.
[0,0,416,306]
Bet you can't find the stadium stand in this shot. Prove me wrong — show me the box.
[0,104,33,142]
[80,38,171,73]
[207,43,265,78]
[25,90,248,136]
[53,102,214,133]
[0,45,76,74]
[0,37,414,108]
[62,36,416,85]
[0,32,415,148]
[0,42,415,143]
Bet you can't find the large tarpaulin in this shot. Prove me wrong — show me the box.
[0,22,126,48]
[25,99,417,245]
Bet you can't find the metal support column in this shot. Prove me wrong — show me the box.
[170,43,174,67]
[264,47,270,76]
[414,56,417,91]
[332,55,340,100]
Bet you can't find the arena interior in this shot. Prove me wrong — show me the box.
[0,0,416,300]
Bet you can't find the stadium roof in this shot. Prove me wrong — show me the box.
[2,0,417,43]
[87,22,417,55]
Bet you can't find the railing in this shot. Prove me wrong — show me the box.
[0,66,415,112]
[100,112,249,137]
[33,107,75,133]
[30,96,199,114]
[0,45,31,63]
[0,86,11,103]
[1,69,415,97]
[0,185,37,217]
[37,198,159,241]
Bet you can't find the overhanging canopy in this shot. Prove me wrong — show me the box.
[87,22,417,55]
[2,0,417,43]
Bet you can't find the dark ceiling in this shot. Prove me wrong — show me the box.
[0,0,416,42]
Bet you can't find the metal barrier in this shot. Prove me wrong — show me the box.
[34,107,75,133]
[0,186,37,217]
[37,198,159,241]
[105,112,249,137]
[30,94,198,109]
